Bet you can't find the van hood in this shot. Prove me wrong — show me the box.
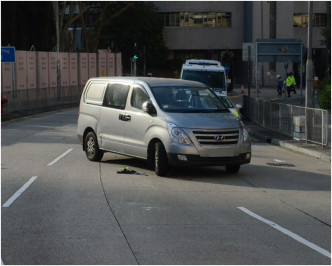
[163,112,241,129]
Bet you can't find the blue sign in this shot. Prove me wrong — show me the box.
[1,47,16,63]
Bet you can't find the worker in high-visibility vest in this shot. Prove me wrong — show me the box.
[285,73,293,98]
[290,72,296,94]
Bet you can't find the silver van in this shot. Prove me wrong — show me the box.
[77,77,251,176]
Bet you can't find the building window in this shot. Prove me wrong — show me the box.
[163,12,231,27]
[164,12,180,27]
[294,13,327,27]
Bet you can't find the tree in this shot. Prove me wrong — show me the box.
[78,2,135,52]
[99,2,167,75]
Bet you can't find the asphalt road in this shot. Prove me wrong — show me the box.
[1,108,331,264]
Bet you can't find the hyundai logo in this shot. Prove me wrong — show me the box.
[214,135,224,141]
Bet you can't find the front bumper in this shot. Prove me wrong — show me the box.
[167,152,251,167]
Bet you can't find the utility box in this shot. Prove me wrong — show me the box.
[293,115,305,140]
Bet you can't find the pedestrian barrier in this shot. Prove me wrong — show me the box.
[1,86,83,114]
[242,95,329,147]
[1,49,122,116]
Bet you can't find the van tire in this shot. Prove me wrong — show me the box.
[85,131,103,162]
[226,165,240,173]
[155,142,168,176]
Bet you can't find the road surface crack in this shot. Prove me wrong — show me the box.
[98,163,140,264]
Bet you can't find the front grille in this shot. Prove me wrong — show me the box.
[192,129,239,145]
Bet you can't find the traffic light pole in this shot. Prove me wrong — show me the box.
[130,58,137,76]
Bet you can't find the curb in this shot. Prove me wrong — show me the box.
[249,130,331,163]
[273,139,331,163]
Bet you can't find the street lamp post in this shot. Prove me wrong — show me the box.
[306,1,314,108]
[56,2,61,99]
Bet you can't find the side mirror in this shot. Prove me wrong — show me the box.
[142,101,156,115]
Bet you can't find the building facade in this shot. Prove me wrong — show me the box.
[153,1,330,86]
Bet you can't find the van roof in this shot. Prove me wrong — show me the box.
[88,76,207,88]
[182,59,224,71]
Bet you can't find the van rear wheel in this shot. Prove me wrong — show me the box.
[155,142,168,177]
[85,131,103,161]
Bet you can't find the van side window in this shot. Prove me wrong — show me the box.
[86,82,106,102]
[103,83,130,109]
[131,87,149,110]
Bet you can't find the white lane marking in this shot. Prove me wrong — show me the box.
[2,176,38,208]
[237,207,331,259]
[47,148,73,166]
[1,258,4,264]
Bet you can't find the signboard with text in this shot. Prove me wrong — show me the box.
[89,53,97,79]
[1,47,15,63]
[116,53,122,76]
[60,52,69,87]
[27,51,37,89]
[107,53,115,76]
[38,52,49,88]
[79,53,88,86]
[98,52,107,77]
[1,63,13,92]
[48,52,57,88]
[15,50,27,90]
[69,53,78,86]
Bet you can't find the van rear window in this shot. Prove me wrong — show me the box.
[86,82,106,101]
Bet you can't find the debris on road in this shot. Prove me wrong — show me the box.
[117,167,148,175]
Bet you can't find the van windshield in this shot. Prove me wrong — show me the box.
[182,70,226,90]
[150,86,229,113]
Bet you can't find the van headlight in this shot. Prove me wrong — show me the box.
[242,127,250,143]
[167,123,191,144]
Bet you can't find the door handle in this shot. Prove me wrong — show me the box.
[119,114,131,121]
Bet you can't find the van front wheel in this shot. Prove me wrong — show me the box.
[85,131,103,162]
[226,165,240,173]
[155,142,168,177]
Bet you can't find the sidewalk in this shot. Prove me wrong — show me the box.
[244,119,331,162]
[230,86,331,163]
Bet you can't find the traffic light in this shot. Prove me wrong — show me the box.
[133,52,143,61]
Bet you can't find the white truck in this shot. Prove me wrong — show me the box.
[180,59,228,96]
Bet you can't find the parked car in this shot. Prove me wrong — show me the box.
[77,77,251,176]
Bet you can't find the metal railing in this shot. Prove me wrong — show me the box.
[242,95,329,147]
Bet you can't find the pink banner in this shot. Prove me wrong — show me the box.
[37,52,49,88]
[98,52,107,77]
[116,53,122,76]
[15,51,27,90]
[27,52,37,89]
[1,63,13,92]
[60,52,69,87]
[48,52,57,88]
[69,53,78,86]
[79,53,88,85]
[107,53,115,76]
[88,53,97,79]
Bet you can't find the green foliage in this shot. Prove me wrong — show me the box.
[99,2,168,74]
[317,79,331,110]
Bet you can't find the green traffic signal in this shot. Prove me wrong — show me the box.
[133,55,138,60]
